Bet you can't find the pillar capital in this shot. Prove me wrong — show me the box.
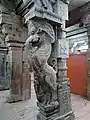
[0,12,21,26]
[24,0,68,25]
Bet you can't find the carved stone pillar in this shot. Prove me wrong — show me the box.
[83,14,90,100]
[0,13,31,102]
[87,25,90,100]
[57,26,74,119]
[5,35,23,102]
[23,0,75,119]
[0,25,8,90]
[81,5,90,100]
[1,14,23,102]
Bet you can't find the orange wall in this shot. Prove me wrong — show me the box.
[67,52,88,97]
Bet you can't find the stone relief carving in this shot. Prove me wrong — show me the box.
[23,0,57,12]
[48,57,57,72]
[25,19,59,112]
[39,0,56,12]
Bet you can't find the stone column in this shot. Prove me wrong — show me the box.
[23,0,75,119]
[83,16,90,100]
[86,23,90,100]
[0,25,8,90]
[2,20,24,102]
[0,13,31,102]
[82,8,90,100]
[57,26,75,119]
[6,35,23,102]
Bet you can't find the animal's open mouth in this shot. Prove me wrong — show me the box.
[32,40,40,47]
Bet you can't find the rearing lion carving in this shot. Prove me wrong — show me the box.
[25,20,59,111]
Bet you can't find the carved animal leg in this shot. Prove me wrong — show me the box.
[50,89,59,108]
[51,89,57,101]
[45,92,51,105]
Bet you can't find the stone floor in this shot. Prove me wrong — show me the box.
[0,84,90,120]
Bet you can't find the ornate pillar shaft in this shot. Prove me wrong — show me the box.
[57,27,74,119]
[0,25,8,90]
[81,5,90,99]
[5,36,23,102]
[23,0,75,119]
[86,24,90,100]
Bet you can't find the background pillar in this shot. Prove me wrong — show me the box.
[57,26,74,119]
[1,13,31,102]
[82,12,90,100]
[6,36,23,102]
[86,24,90,100]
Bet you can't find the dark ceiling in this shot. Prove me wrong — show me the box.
[69,0,90,11]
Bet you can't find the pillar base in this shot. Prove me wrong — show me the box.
[6,95,22,103]
[55,112,75,120]
[37,111,75,120]
[37,110,59,120]
[37,101,75,120]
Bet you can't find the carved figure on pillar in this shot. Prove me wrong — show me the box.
[39,0,56,12]
[23,0,57,12]
[23,0,75,119]
[25,19,59,112]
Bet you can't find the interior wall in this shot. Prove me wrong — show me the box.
[66,24,88,96]
[67,52,87,97]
